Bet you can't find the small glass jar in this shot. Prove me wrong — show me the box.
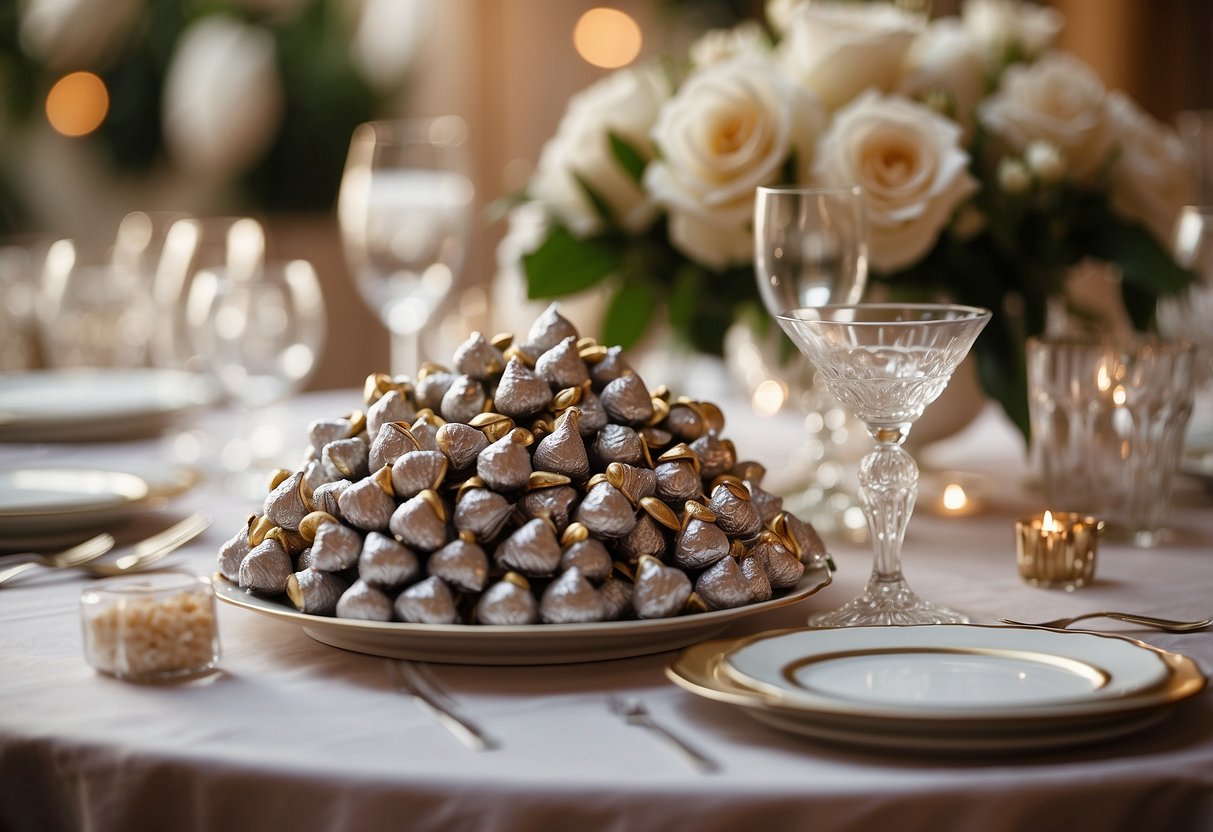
[81,573,220,681]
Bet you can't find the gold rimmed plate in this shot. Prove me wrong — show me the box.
[665,629,1206,752]
[213,567,831,666]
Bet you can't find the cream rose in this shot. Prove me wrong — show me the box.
[529,64,670,237]
[897,19,987,136]
[644,57,824,270]
[778,1,922,111]
[962,0,1062,65]
[1106,92,1195,245]
[978,52,1112,183]
[814,92,978,273]
[689,21,768,69]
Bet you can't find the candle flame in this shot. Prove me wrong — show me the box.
[942,483,967,511]
[1041,510,1057,533]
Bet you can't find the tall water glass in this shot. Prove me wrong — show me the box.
[753,185,869,535]
[0,237,47,370]
[338,117,474,377]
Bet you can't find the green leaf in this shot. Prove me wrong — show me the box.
[603,281,655,348]
[522,226,623,298]
[1085,218,1193,298]
[573,173,616,227]
[608,131,647,186]
[668,264,706,332]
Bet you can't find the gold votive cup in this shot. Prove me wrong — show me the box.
[1015,511,1104,591]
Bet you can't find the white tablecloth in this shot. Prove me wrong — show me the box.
[2,385,1211,832]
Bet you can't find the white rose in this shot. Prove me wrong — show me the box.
[645,57,825,270]
[1106,92,1195,244]
[778,1,923,111]
[162,17,284,179]
[529,64,670,237]
[962,0,1062,65]
[689,21,768,69]
[814,91,978,273]
[897,19,986,136]
[978,53,1112,183]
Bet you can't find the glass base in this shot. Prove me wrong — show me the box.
[807,576,968,627]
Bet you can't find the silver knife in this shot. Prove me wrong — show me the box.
[384,660,497,751]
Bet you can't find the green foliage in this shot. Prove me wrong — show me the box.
[522,226,623,298]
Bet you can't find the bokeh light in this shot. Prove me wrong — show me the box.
[46,72,109,137]
[573,8,642,69]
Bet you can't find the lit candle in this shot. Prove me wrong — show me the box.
[1015,511,1104,591]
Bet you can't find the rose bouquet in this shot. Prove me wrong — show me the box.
[512,0,1194,438]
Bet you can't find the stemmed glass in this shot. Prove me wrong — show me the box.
[186,259,326,477]
[777,303,992,626]
[338,117,474,376]
[1158,205,1213,382]
[752,185,869,535]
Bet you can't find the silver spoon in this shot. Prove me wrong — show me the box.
[998,612,1212,633]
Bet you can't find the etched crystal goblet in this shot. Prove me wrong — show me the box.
[777,304,992,626]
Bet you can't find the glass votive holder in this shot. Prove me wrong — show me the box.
[81,573,220,681]
[1027,334,1198,547]
[1015,511,1105,590]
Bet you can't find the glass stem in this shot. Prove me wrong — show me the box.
[390,330,421,378]
[858,424,917,582]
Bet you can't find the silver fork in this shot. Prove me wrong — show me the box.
[384,660,497,751]
[0,534,115,586]
[998,612,1213,633]
[607,695,720,773]
[0,512,210,586]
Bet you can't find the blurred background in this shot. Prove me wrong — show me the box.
[1,0,1211,390]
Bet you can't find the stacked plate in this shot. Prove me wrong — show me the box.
[667,625,1206,753]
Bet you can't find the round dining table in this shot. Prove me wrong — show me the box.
[1,374,1211,832]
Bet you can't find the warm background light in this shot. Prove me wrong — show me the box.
[45,72,109,137]
[573,7,642,69]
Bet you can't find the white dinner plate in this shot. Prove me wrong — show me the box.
[0,466,198,537]
[213,566,832,665]
[666,631,1206,753]
[722,625,1172,717]
[0,368,217,442]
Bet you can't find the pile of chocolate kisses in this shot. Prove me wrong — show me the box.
[216,305,829,626]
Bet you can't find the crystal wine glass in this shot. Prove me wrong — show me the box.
[337,116,474,376]
[753,185,869,535]
[186,259,326,476]
[777,303,991,626]
[1158,205,1213,382]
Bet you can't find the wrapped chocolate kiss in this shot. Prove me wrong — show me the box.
[744,479,784,525]
[590,424,645,468]
[476,573,539,625]
[287,568,348,615]
[748,530,804,590]
[535,336,590,390]
[428,532,490,593]
[598,574,634,620]
[389,489,449,552]
[368,422,421,472]
[391,450,449,500]
[436,422,489,473]
[599,373,654,426]
[589,345,632,389]
[605,462,657,505]
[632,555,692,620]
[654,444,703,503]
[477,428,533,493]
[690,431,736,481]
[575,380,608,436]
[366,389,415,438]
[522,303,579,358]
[453,478,514,542]
[263,470,309,532]
[495,516,562,575]
[739,552,773,602]
[772,511,828,567]
[394,576,460,625]
[452,331,505,381]
[301,511,364,572]
[217,517,254,582]
[301,459,329,496]
[665,401,706,442]
[440,374,487,424]
[310,479,350,518]
[363,372,412,406]
[468,411,515,443]
[358,531,420,589]
[516,472,578,533]
[494,356,553,418]
[575,481,637,539]
[672,503,730,570]
[707,481,763,540]
[695,555,753,610]
[336,579,394,621]
[308,410,363,456]
[239,531,293,594]
[322,436,370,482]
[532,408,589,482]
[338,466,396,532]
[540,566,608,624]
[409,410,444,452]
